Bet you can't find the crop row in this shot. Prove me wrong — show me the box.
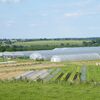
[0,65,100,82]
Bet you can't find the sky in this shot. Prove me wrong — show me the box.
[0,0,100,39]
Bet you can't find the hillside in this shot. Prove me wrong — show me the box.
[0,37,100,52]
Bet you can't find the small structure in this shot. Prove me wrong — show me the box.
[50,55,62,62]
[30,53,45,60]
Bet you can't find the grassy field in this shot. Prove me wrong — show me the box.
[0,81,100,100]
[1,39,97,51]
[14,40,86,46]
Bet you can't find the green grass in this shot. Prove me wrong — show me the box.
[0,58,5,62]
[11,39,92,51]
[60,66,74,81]
[14,40,86,46]
[87,65,100,82]
[52,71,62,81]
[68,67,77,82]
[0,81,100,100]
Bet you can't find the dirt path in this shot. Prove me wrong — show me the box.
[0,71,25,80]
[0,63,64,72]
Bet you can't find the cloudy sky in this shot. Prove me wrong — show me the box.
[0,0,100,39]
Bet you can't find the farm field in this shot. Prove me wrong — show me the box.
[1,39,100,52]
[11,39,92,51]
[0,0,100,99]
[0,58,100,82]
[0,59,100,100]
[1,39,100,51]
[0,81,100,100]
[14,40,86,46]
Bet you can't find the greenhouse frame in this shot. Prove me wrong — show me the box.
[51,53,100,62]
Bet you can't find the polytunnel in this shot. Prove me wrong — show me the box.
[29,50,54,60]
[51,53,100,62]
[2,52,25,58]
[30,52,44,60]
[1,46,100,60]
[13,46,100,57]
[20,51,36,57]
[52,47,100,55]
[2,52,14,58]
[13,52,24,57]
[19,50,53,57]
[29,47,100,60]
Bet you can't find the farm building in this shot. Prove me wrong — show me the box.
[51,53,100,62]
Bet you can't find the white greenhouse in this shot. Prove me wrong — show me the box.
[13,52,24,57]
[53,47,100,55]
[1,46,100,61]
[51,53,100,62]
[30,52,45,60]
[29,50,56,60]
[2,52,14,58]
[2,52,25,58]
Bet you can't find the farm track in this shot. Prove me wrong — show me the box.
[0,71,25,80]
[0,62,41,68]
[0,63,64,72]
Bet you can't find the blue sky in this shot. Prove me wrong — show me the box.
[0,0,100,39]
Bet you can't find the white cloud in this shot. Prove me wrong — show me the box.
[64,12,81,17]
[6,20,15,27]
[30,23,37,27]
[71,0,93,7]
[88,26,100,30]
[41,13,48,17]
[64,11,99,18]
[0,0,21,3]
